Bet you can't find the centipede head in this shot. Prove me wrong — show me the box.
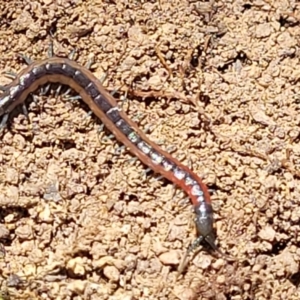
[194,202,224,255]
[194,202,214,239]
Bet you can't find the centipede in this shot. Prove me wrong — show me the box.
[0,46,219,274]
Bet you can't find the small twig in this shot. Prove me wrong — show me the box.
[155,42,172,78]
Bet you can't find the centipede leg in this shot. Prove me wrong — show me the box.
[0,114,9,129]
[115,145,125,155]
[54,84,64,97]
[103,134,115,142]
[97,119,117,144]
[99,73,107,84]
[17,54,33,65]
[67,95,82,102]
[141,168,153,180]
[21,103,28,117]
[68,49,77,61]
[97,124,105,133]
[154,175,163,181]
[41,84,51,95]
[144,168,152,175]
[47,42,54,58]
[110,87,121,98]
[61,87,72,97]
[127,157,138,164]
[85,57,94,70]
[0,85,7,91]
[32,94,39,104]
[208,188,216,194]
[132,113,145,124]
[3,71,17,79]
[187,158,193,169]
[143,125,152,134]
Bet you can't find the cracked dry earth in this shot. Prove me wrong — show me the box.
[0,0,300,300]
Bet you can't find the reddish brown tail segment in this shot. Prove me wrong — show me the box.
[0,57,216,260]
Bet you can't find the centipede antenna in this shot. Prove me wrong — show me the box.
[177,251,190,277]
[177,236,204,276]
[0,114,9,129]
[190,236,205,253]
[204,234,225,258]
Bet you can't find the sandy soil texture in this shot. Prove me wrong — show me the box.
[0,0,300,299]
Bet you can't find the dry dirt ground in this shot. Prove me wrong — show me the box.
[0,0,299,299]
